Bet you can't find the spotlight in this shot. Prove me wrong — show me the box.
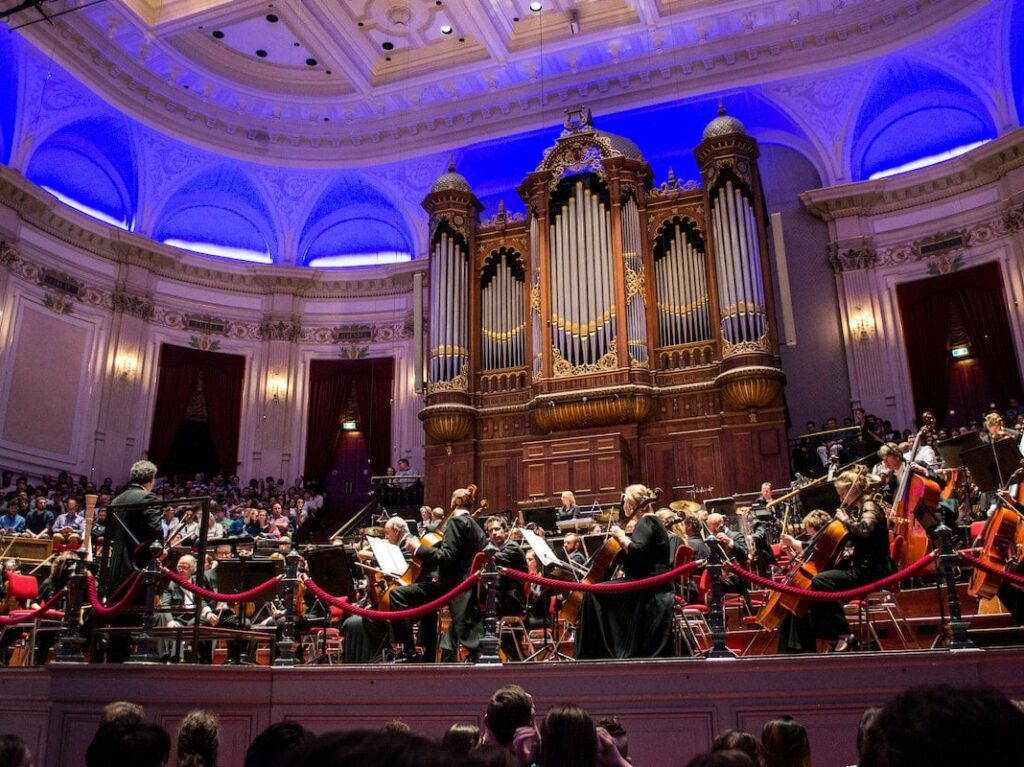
[440,24,452,34]
[529,2,542,12]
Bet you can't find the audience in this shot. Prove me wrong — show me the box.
[244,722,314,767]
[442,723,482,758]
[761,717,811,767]
[712,730,767,767]
[176,710,219,767]
[85,720,170,767]
[0,735,31,767]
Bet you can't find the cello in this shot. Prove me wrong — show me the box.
[968,478,1024,601]
[561,486,662,626]
[888,417,941,574]
[377,483,477,611]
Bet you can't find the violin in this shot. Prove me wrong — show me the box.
[561,486,662,626]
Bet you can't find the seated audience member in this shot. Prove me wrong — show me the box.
[0,501,26,535]
[85,720,171,767]
[713,730,767,767]
[244,722,314,767]
[484,684,535,750]
[52,498,86,545]
[294,730,451,767]
[24,498,54,538]
[100,701,145,727]
[176,710,219,767]
[537,704,597,767]
[0,734,31,767]
[462,744,519,767]
[686,752,756,767]
[761,717,811,767]
[860,684,1024,767]
[442,723,481,758]
[595,718,629,763]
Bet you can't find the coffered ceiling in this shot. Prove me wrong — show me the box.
[3,0,988,165]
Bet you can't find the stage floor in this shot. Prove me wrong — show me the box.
[3,647,1023,767]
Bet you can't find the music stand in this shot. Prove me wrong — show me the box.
[704,497,736,517]
[215,558,283,664]
[797,483,842,515]
[961,439,1023,492]
[936,432,983,469]
[522,507,557,534]
[304,547,357,664]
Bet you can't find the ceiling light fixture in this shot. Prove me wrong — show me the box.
[529,2,542,12]
[440,24,452,35]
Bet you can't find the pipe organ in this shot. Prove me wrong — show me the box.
[420,106,788,509]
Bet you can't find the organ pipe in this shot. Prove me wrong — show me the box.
[655,222,711,348]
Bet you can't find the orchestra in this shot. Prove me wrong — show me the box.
[3,407,1024,668]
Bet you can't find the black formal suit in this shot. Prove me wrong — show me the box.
[104,483,164,662]
[492,539,528,616]
[389,511,487,660]
[714,527,754,611]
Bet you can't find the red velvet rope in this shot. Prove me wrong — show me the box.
[160,567,282,602]
[85,572,144,617]
[727,553,937,601]
[0,588,66,625]
[960,552,1024,588]
[501,560,700,593]
[304,572,481,621]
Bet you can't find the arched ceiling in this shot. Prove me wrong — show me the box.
[2,0,997,166]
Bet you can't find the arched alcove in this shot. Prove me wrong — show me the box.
[299,174,413,267]
[152,165,278,263]
[24,115,138,228]
[851,58,996,180]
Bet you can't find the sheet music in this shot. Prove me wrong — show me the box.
[367,537,407,576]
[521,528,566,568]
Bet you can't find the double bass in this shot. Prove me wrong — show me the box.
[888,416,941,574]
[561,487,662,625]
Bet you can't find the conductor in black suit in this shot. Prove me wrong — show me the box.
[104,459,165,662]
[393,487,487,662]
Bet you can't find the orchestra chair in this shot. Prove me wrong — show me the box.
[844,535,918,650]
[496,613,533,661]
[968,520,986,544]
[3,572,64,666]
[299,605,345,663]
[674,551,712,656]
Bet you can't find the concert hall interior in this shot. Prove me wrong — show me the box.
[1,1,1024,766]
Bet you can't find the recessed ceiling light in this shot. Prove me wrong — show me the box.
[382,41,394,50]
[306,58,317,66]
[266,13,278,23]
[212,30,224,39]
[529,2,542,12]
[458,37,464,42]
[256,49,268,58]
[440,25,452,35]
[513,16,520,22]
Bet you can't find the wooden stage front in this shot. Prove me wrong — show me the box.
[3,648,1023,767]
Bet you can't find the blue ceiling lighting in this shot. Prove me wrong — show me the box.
[1010,0,1024,124]
[0,35,17,167]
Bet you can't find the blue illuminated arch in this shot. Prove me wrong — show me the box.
[299,175,413,266]
[152,165,278,262]
[25,115,138,227]
[0,35,18,166]
[851,58,996,180]
[1010,0,1024,125]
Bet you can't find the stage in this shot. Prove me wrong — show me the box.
[3,648,1023,767]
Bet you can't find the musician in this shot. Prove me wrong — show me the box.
[981,412,1019,443]
[485,517,528,617]
[706,512,754,612]
[778,469,894,654]
[156,553,219,663]
[990,489,1024,626]
[557,491,580,522]
[105,460,165,662]
[523,550,548,630]
[877,443,940,503]
[562,533,587,568]
[417,506,434,536]
[392,487,487,662]
[779,510,832,558]
[575,484,675,659]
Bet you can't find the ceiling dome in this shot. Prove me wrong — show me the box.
[702,104,747,140]
[431,162,472,193]
[595,129,644,161]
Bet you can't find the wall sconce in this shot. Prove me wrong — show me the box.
[115,353,138,380]
[267,376,287,405]
[850,307,875,340]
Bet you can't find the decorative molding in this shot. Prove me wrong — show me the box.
[828,245,879,273]
[259,319,302,342]
[111,291,155,321]
[0,241,19,268]
[42,293,73,315]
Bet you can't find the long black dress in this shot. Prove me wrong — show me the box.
[575,514,675,659]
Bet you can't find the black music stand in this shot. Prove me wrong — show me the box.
[522,507,557,534]
[704,497,736,517]
[961,439,1023,493]
[797,483,842,515]
[936,432,983,469]
[215,558,282,664]
[303,547,357,664]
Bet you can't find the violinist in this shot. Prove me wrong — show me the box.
[981,412,1020,444]
[562,533,587,568]
[392,487,488,663]
[575,484,675,660]
[778,469,893,654]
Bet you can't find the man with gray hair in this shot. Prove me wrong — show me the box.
[105,459,165,662]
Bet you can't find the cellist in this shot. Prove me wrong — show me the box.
[778,468,894,654]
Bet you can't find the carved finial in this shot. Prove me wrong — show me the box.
[447,157,457,174]
[667,166,676,182]
[717,100,727,116]
[497,199,505,213]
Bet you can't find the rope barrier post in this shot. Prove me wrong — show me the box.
[704,538,736,660]
[128,542,164,664]
[935,523,974,651]
[53,550,87,663]
[274,550,300,667]
[478,545,501,665]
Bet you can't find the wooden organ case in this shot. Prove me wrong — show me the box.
[419,107,788,509]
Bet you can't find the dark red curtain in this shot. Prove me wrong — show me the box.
[304,358,394,482]
[951,262,1023,406]
[897,262,1022,421]
[148,344,244,472]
